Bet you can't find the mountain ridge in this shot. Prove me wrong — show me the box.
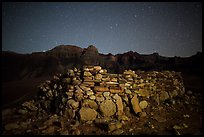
[2,45,202,82]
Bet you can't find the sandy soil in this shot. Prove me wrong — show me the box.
[2,76,52,108]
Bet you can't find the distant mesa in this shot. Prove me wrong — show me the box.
[2,44,202,82]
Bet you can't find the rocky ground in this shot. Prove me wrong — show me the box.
[2,66,202,135]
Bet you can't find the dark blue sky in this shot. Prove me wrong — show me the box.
[2,2,202,57]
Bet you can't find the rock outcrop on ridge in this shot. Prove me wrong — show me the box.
[2,45,202,83]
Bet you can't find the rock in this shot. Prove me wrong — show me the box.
[43,114,59,126]
[66,91,74,98]
[94,86,109,92]
[94,117,111,124]
[62,78,71,83]
[173,125,182,130]
[111,77,118,82]
[99,69,104,74]
[106,82,119,86]
[186,90,193,95]
[54,84,57,89]
[82,81,95,87]
[79,107,97,121]
[153,115,167,123]
[65,109,76,118]
[4,123,19,131]
[113,94,124,116]
[111,129,124,135]
[139,112,147,117]
[118,114,130,121]
[96,96,105,102]
[108,122,122,132]
[89,95,96,100]
[22,100,38,111]
[125,89,132,94]
[137,89,150,97]
[153,94,160,105]
[179,86,185,95]
[183,114,190,118]
[139,100,148,109]
[19,121,30,129]
[42,126,55,134]
[46,90,53,97]
[84,71,92,77]
[72,129,80,135]
[18,109,28,114]
[86,90,94,95]
[26,129,32,133]
[27,65,185,135]
[68,69,75,76]
[122,95,129,105]
[82,99,98,110]
[125,83,131,87]
[60,130,69,135]
[183,123,188,128]
[93,66,102,71]
[74,93,84,101]
[124,107,132,117]
[103,92,110,97]
[70,121,80,129]
[72,80,81,85]
[99,100,116,117]
[95,74,102,80]
[131,95,142,114]
[109,87,123,93]
[171,99,176,105]
[58,85,62,90]
[67,99,79,109]
[123,70,135,75]
[38,124,47,130]
[159,91,170,102]
[102,77,110,81]
[169,90,178,98]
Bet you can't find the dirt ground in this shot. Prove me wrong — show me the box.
[1,91,202,135]
[2,76,52,108]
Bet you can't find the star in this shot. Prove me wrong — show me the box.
[134,14,137,18]
[115,23,118,27]
[110,26,113,29]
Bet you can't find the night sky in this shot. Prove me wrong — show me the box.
[2,2,202,57]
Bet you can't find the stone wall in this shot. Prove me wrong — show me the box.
[35,66,185,123]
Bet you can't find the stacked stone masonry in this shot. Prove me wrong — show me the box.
[36,66,185,123]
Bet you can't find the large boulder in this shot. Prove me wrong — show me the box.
[113,94,124,116]
[79,107,98,121]
[99,100,116,117]
[131,95,142,114]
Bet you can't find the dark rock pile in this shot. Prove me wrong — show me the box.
[37,66,185,118]
[35,66,185,120]
[3,66,189,135]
